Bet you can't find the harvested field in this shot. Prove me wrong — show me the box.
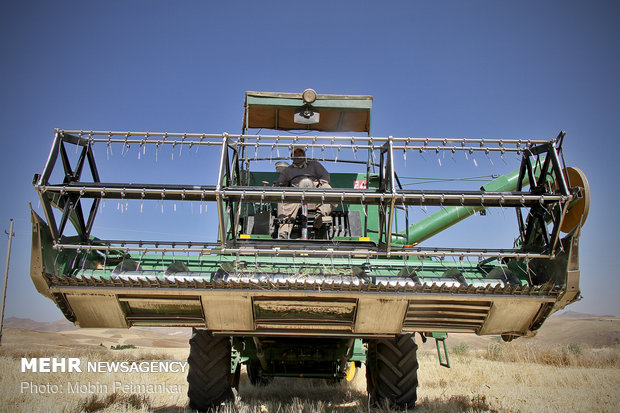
[1,315,618,412]
[0,338,618,412]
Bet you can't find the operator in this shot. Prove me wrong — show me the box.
[275,147,334,239]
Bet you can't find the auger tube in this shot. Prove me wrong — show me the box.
[393,164,539,246]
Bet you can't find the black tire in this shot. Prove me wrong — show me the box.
[366,333,419,410]
[187,329,235,411]
[246,363,273,386]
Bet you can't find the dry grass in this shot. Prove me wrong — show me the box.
[482,341,620,368]
[0,343,172,362]
[0,345,619,412]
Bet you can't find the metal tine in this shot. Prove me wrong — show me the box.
[457,194,465,219]
[76,132,82,154]
[499,260,509,285]
[499,195,506,218]
[138,250,146,271]
[179,134,186,157]
[121,133,130,157]
[76,247,87,271]
[254,136,260,160]
[138,136,145,160]
[360,193,367,217]
[486,148,494,166]
[442,139,447,164]
[107,132,114,159]
[453,254,465,278]
[196,134,204,153]
[465,254,478,278]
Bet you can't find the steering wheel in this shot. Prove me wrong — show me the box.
[291,174,317,188]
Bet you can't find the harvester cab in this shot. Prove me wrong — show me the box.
[30,89,589,410]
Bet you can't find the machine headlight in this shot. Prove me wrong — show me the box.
[302,88,317,104]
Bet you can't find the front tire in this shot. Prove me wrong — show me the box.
[366,333,419,409]
[187,329,235,411]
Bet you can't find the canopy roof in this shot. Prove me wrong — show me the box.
[243,90,373,133]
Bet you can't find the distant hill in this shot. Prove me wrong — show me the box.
[4,313,619,351]
[2,317,191,337]
[554,310,616,319]
[3,317,78,332]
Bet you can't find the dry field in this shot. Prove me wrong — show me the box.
[0,315,619,412]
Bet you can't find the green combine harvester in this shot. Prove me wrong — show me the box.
[30,89,589,410]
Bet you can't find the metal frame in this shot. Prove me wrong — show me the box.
[35,129,573,259]
[515,132,574,254]
[36,131,101,242]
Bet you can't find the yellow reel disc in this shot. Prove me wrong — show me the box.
[560,167,590,233]
[345,361,357,382]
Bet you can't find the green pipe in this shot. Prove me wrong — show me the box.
[394,163,542,246]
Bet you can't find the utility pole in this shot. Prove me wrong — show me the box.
[0,219,15,346]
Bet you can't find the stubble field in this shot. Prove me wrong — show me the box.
[0,332,619,413]
[1,314,619,412]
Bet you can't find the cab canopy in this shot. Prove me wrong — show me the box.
[243,90,372,134]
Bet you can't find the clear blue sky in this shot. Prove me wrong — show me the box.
[1,1,618,321]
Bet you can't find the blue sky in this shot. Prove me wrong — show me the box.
[0,1,619,321]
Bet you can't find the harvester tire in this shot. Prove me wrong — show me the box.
[366,333,419,409]
[187,329,235,411]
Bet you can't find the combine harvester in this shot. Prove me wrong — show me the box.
[30,89,589,410]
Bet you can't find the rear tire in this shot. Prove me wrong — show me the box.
[366,333,419,409]
[187,329,235,411]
